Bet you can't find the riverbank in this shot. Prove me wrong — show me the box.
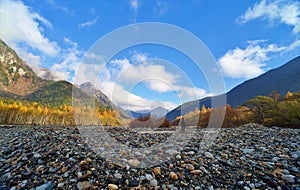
[0,125,299,189]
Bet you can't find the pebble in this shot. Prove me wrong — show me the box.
[190,170,202,175]
[243,148,255,154]
[185,164,194,171]
[77,181,91,190]
[33,153,41,158]
[153,167,161,175]
[129,179,139,187]
[205,152,214,159]
[114,173,122,180]
[0,125,299,189]
[108,184,118,190]
[291,153,299,159]
[145,174,153,181]
[282,174,295,183]
[36,182,55,190]
[128,159,140,167]
[170,172,178,180]
[150,179,158,187]
[61,166,68,173]
[57,183,64,188]
[200,166,209,174]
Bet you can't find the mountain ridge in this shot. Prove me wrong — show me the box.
[0,39,115,112]
[166,56,300,121]
[0,39,46,96]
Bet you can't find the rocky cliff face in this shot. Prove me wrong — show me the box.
[0,39,45,96]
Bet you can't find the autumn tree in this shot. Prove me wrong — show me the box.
[244,96,275,125]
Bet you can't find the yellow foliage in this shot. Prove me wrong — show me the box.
[32,102,39,108]
[0,99,121,126]
[201,105,207,113]
[285,91,293,99]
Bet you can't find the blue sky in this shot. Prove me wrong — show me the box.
[0,0,300,111]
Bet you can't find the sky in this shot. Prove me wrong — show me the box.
[0,0,300,111]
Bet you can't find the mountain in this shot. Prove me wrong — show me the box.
[166,56,300,121]
[80,82,131,119]
[0,39,115,111]
[150,106,169,118]
[126,110,150,119]
[0,39,45,96]
[127,106,169,119]
[79,82,113,107]
[24,80,100,108]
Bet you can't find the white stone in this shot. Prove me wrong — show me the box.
[242,148,255,154]
[145,174,153,181]
[282,174,295,183]
[205,152,214,159]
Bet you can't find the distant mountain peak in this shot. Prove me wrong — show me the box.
[150,106,169,118]
[79,82,112,106]
[127,106,169,119]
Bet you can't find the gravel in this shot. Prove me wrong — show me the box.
[0,124,299,189]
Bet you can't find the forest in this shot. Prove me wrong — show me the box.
[171,91,300,128]
[0,91,299,128]
[0,98,121,126]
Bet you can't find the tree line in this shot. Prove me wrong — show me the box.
[0,98,121,126]
[1,91,299,128]
[171,91,300,128]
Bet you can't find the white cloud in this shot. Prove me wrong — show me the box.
[119,62,178,87]
[218,41,285,78]
[175,86,207,98]
[74,51,209,111]
[45,0,73,15]
[131,52,148,63]
[78,16,100,28]
[286,39,300,51]
[13,47,42,71]
[99,81,176,111]
[146,79,174,93]
[0,0,60,56]
[130,0,139,12]
[237,0,300,34]
[49,38,83,81]
[75,63,103,86]
[93,52,209,110]
[155,0,168,16]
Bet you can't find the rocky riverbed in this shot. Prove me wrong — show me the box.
[0,125,299,189]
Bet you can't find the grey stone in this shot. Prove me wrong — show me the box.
[150,179,158,187]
